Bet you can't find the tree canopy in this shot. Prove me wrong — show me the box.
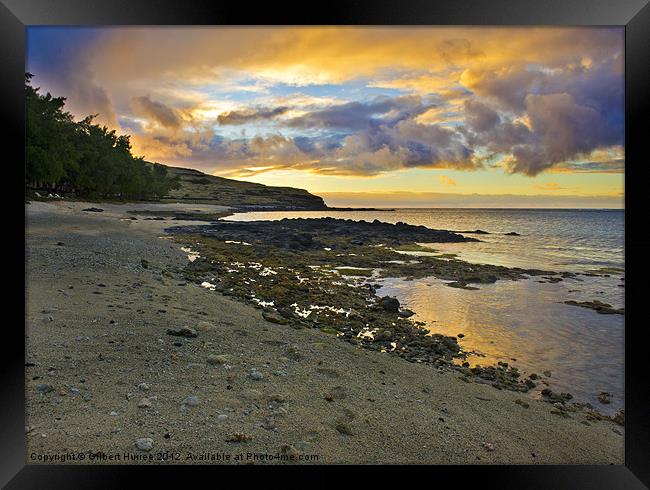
[25,73,179,199]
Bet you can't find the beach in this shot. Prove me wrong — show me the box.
[25,201,624,464]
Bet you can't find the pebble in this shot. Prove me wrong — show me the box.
[166,326,198,338]
[109,411,118,416]
[248,368,264,380]
[216,414,228,422]
[37,384,54,394]
[137,398,152,409]
[263,311,288,325]
[481,442,495,451]
[137,382,150,391]
[272,370,288,377]
[135,438,153,451]
[335,422,353,436]
[207,354,228,365]
[181,395,199,407]
[515,399,530,409]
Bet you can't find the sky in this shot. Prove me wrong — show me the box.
[26,27,624,208]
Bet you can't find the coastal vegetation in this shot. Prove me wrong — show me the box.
[25,73,179,200]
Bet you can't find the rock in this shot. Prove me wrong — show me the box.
[564,300,624,315]
[137,398,152,409]
[196,321,215,332]
[135,438,153,451]
[378,296,400,312]
[524,379,536,389]
[262,310,288,325]
[398,309,415,318]
[241,389,263,400]
[543,370,552,378]
[140,258,149,269]
[598,392,611,404]
[248,368,264,381]
[82,207,104,212]
[611,409,624,426]
[272,370,288,377]
[37,384,54,394]
[481,442,495,451]
[226,432,253,442]
[529,373,539,380]
[137,382,150,391]
[335,422,353,435]
[504,232,520,236]
[515,398,530,408]
[166,326,198,338]
[374,329,392,341]
[181,395,199,407]
[207,354,228,365]
[216,414,228,422]
[541,389,572,403]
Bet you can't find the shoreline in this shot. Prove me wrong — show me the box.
[25,200,624,464]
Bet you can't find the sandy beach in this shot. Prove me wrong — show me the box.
[25,200,624,464]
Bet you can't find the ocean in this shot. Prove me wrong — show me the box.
[225,208,625,412]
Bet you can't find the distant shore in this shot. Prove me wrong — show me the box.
[25,200,623,464]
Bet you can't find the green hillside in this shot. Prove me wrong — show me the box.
[162,166,327,210]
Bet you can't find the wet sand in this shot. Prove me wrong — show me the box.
[25,201,624,464]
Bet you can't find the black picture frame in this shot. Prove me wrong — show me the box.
[3,0,648,487]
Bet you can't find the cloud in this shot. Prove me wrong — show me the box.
[287,96,432,131]
[26,26,624,179]
[131,95,182,129]
[464,99,500,132]
[506,93,622,175]
[217,106,289,125]
[439,175,457,186]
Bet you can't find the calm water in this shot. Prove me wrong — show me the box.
[226,209,625,411]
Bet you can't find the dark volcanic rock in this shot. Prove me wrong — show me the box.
[564,300,624,315]
[398,309,415,318]
[262,310,289,325]
[166,217,477,250]
[458,229,490,235]
[82,207,104,212]
[166,326,198,338]
[378,296,400,312]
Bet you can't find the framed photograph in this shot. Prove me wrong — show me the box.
[3,0,648,486]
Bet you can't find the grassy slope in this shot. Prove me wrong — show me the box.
[162,166,327,210]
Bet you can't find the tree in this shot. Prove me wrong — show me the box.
[25,73,178,199]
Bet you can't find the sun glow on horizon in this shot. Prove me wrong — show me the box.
[27,26,624,207]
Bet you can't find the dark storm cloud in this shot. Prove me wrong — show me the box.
[287,96,432,131]
[217,106,289,125]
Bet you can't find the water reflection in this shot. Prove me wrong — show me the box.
[377,276,624,413]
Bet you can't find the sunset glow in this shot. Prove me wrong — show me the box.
[27,26,624,207]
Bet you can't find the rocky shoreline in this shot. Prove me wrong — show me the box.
[165,217,623,423]
[25,201,624,464]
